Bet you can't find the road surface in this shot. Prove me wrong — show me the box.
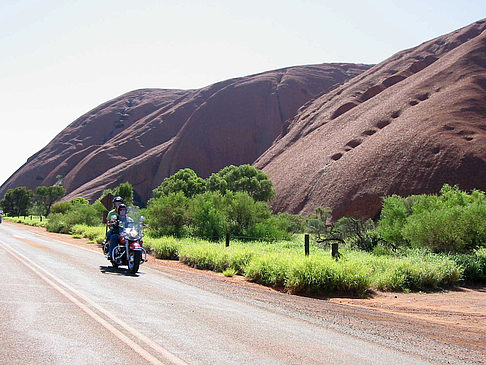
[0,222,482,364]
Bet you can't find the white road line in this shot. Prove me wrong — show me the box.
[0,238,187,365]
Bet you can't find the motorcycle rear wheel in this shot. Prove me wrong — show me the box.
[128,251,141,274]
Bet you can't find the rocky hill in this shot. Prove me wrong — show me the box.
[0,63,370,204]
[255,19,486,219]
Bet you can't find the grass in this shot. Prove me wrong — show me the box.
[70,224,106,244]
[3,215,48,228]
[140,235,472,297]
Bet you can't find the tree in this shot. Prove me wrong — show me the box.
[100,182,134,206]
[207,164,275,202]
[35,186,66,216]
[0,187,33,216]
[153,168,206,199]
[305,207,333,242]
[114,182,134,205]
[334,217,379,251]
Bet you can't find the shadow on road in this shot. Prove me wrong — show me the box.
[99,265,142,277]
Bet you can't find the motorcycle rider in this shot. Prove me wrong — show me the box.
[105,196,124,243]
[107,204,134,261]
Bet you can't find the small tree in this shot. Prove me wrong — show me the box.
[100,182,134,206]
[113,182,134,205]
[0,187,33,216]
[334,217,379,251]
[207,165,275,202]
[305,207,332,242]
[153,168,206,199]
[35,186,66,216]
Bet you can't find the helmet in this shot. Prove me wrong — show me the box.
[117,204,127,213]
[113,196,124,204]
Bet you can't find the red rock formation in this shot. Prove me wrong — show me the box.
[0,64,369,204]
[255,19,486,219]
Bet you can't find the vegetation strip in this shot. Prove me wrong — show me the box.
[2,172,485,298]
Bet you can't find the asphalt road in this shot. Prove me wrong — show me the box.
[0,223,476,364]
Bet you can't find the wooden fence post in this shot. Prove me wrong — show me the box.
[331,243,340,259]
[304,234,310,256]
[225,233,230,247]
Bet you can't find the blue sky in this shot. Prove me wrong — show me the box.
[1,0,485,187]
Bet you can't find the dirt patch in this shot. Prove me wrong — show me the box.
[330,288,486,336]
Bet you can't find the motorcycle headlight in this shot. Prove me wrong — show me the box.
[129,229,139,239]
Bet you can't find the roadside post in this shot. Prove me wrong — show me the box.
[331,243,340,259]
[305,234,310,256]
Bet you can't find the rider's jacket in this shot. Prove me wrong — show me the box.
[113,214,134,234]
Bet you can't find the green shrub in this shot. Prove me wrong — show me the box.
[377,185,486,253]
[222,191,271,238]
[376,195,412,246]
[364,250,462,291]
[70,225,106,243]
[276,212,306,233]
[244,253,291,288]
[206,164,275,202]
[179,242,253,274]
[451,249,486,283]
[50,201,73,214]
[189,192,226,240]
[46,203,102,233]
[335,217,378,251]
[143,236,181,260]
[152,168,206,199]
[145,192,190,238]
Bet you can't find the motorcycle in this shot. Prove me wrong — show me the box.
[102,207,147,274]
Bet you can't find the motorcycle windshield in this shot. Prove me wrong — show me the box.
[120,207,144,236]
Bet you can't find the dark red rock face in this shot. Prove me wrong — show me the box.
[0,64,370,204]
[255,19,486,219]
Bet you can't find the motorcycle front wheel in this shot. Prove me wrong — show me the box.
[128,250,141,274]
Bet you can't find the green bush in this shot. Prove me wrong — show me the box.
[145,190,290,242]
[179,242,253,274]
[143,236,182,260]
[46,203,102,234]
[145,192,190,237]
[222,191,271,238]
[377,185,486,253]
[335,217,378,251]
[244,252,371,296]
[450,249,486,283]
[51,201,73,214]
[207,164,275,202]
[152,168,206,199]
[70,225,106,243]
[189,192,227,240]
[376,195,412,246]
